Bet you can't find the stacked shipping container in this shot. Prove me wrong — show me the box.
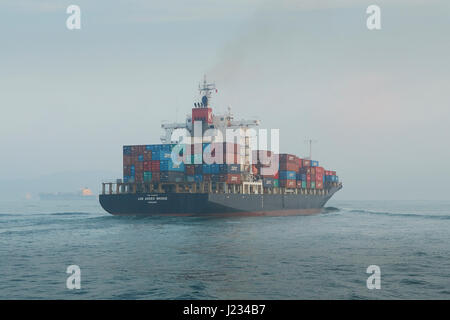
[124,144,339,189]
[123,142,242,184]
[251,150,339,190]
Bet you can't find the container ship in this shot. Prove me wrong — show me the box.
[99,78,342,216]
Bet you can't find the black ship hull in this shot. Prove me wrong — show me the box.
[99,186,341,217]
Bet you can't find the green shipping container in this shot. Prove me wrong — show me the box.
[302,181,307,189]
[273,179,279,187]
[143,171,152,182]
[311,181,316,189]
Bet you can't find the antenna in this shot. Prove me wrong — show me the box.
[304,139,318,160]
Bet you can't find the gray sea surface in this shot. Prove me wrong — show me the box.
[1,199,449,299]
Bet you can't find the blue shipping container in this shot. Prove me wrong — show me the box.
[152,150,160,159]
[279,171,296,180]
[123,146,131,155]
[202,164,211,174]
[211,164,220,174]
[161,144,172,151]
[159,151,172,161]
[160,160,184,172]
[219,164,240,173]
[263,178,275,188]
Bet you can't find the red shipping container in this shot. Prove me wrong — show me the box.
[280,179,296,188]
[123,155,132,166]
[134,167,143,173]
[316,174,323,182]
[143,151,152,161]
[262,170,279,179]
[150,160,160,166]
[296,180,302,188]
[252,164,258,175]
[315,167,324,176]
[151,172,160,182]
[192,107,213,124]
[226,174,241,184]
[279,154,297,163]
[306,174,311,182]
[123,166,131,176]
[135,173,143,182]
[279,162,299,171]
[306,181,311,189]
[330,171,336,176]
[203,174,211,182]
[143,161,151,171]
[298,158,303,169]
[316,181,324,189]
[303,159,311,167]
[135,162,143,171]
[274,171,279,180]
[185,165,195,175]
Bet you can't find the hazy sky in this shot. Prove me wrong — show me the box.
[1,0,449,200]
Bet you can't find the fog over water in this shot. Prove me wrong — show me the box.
[1,0,449,200]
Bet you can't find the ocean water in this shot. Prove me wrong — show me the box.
[0,199,449,300]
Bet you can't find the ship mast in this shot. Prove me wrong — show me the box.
[197,75,216,108]
[304,139,318,160]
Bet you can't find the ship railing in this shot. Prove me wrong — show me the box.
[101,181,341,195]
[101,181,243,195]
